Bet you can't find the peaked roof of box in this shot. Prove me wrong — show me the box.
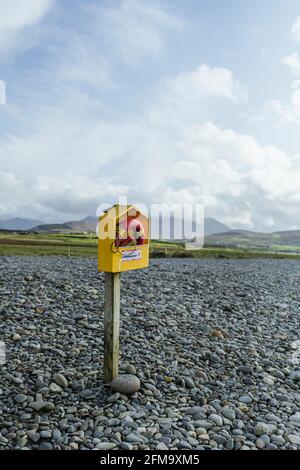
[100,204,148,220]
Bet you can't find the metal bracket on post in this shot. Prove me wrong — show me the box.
[103,272,120,384]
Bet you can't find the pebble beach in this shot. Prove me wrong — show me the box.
[0,257,300,450]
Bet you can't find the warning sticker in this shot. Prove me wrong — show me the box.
[121,250,142,261]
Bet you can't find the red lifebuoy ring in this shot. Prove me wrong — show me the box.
[116,218,145,247]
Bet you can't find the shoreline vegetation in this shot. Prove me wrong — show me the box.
[0,233,300,259]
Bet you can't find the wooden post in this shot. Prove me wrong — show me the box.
[104,272,120,383]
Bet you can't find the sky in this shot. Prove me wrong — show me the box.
[0,0,300,231]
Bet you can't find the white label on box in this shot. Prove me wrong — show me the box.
[121,250,142,261]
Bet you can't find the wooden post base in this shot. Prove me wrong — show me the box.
[103,272,120,384]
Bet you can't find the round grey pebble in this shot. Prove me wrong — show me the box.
[111,375,140,395]
[53,373,68,388]
[125,364,137,375]
[39,442,53,450]
[14,394,27,404]
[239,396,252,404]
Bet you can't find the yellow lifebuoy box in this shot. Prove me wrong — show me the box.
[98,204,150,273]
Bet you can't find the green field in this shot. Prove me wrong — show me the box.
[205,229,300,253]
[0,232,300,259]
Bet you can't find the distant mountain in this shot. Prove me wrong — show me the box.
[149,216,231,239]
[32,215,230,237]
[32,217,98,233]
[81,216,98,222]
[4,214,300,250]
[204,218,231,236]
[0,218,43,231]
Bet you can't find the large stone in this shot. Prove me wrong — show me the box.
[288,435,300,445]
[125,432,145,443]
[53,373,68,388]
[289,413,300,426]
[156,442,169,450]
[125,364,137,375]
[184,377,195,389]
[184,406,205,416]
[26,431,40,443]
[290,371,300,382]
[111,375,140,395]
[254,422,273,436]
[256,438,266,449]
[107,392,120,403]
[96,442,117,450]
[30,401,55,412]
[39,442,53,450]
[49,382,62,393]
[14,393,27,404]
[12,334,22,342]
[237,365,253,374]
[239,395,252,404]
[208,414,223,427]
[221,407,236,421]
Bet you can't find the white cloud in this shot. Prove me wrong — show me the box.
[56,33,112,91]
[248,81,300,125]
[163,122,300,230]
[0,80,5,104]
[0,0,54,55]
[258,16,300,128]
[149,64,246,127]
[291,16,300,41]
[0,0,297,233]
[31,175,129,220]
[166,64,245,102]
[0,171,29,214]
[282,53,300,74]
[260,16,300,128]
[1,76,299,231]
[98,0,182,64]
